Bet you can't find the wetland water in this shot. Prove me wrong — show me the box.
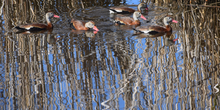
[0,0,220,109]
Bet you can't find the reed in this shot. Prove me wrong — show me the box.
[0,0,219,109]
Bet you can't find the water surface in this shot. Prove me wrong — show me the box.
[0,0,220,109]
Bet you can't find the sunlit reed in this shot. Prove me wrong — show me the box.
[0,0,220,109]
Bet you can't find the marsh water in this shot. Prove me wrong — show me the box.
[0,0,220,109]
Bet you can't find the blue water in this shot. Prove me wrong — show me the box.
[0,0,219,109]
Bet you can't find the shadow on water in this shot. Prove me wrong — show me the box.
[0,0,220,109]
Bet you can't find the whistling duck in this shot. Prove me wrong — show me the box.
[15,12,60,32]
[114,11,147,26]
[70,19,99,32]
[133,16,178,38]
[109,3,148,14]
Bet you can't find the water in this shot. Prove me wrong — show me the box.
[0,0,220,109]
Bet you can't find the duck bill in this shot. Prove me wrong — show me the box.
[53,15,60,18]
[93,26,99,31]
[93,31,98,34]
[140,15,147,20]
[172,20,178,23]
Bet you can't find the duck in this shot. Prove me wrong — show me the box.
[15,12,60,32]
[109,3,148,14]
[114,11,147,26]
[133,16,178,38]
[70,19,99,32]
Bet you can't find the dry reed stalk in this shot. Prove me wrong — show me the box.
[80,0,85,9]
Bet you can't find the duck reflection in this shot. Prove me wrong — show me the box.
[47,34,60,44]
[164,37,178,46]
[134,33,178,46]
[71,30,97,38]
[14,29,60,45]
[85,31,96,38]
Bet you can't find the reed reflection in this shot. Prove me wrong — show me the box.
[0,0,220,110]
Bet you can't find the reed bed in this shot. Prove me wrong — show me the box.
[0,0,219,109]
